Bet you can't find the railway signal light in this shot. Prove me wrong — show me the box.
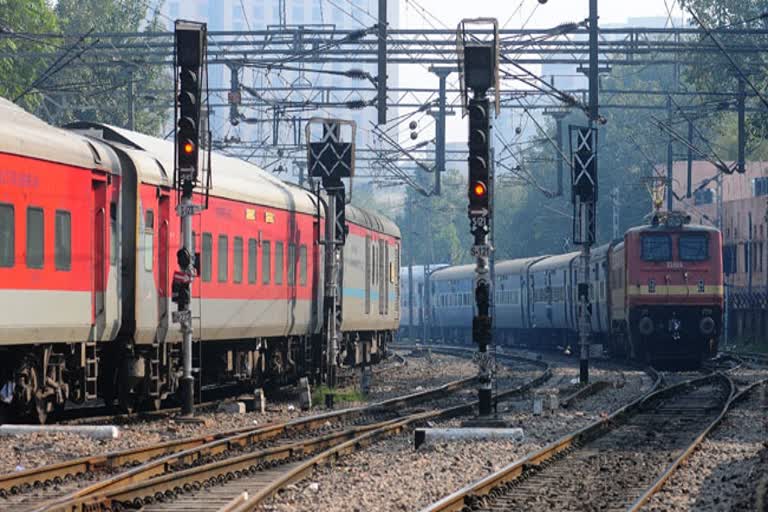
[468,97,491,218]
[175,22,205,184]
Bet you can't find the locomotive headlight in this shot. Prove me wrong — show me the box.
[699,316,716,336]
[638,316,654,336]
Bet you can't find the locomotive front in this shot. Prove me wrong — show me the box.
[624,212,723,367]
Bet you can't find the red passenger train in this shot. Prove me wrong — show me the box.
[0,99,401,422]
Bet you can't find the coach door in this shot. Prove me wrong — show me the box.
[156,191,171,342]
[92,178,108,338]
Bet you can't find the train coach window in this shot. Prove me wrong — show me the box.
[0,204,13,267]
[248,239,258,284]
[275,242,284,285]
[679,233,709,261]
[143,210,153,272]
[202,233,212,282]
[262,241,271,284]
[110,203,117,266]
[54,211,71,271]
[233,237,243,284]
[299,245,307,286]
[218,235,228,282]
[26,207,44,269]
[287,243,296,286]
[641,234,672,262]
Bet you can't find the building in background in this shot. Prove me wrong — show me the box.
[672,160,768,345]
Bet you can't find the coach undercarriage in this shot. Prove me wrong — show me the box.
[0,330,392,423]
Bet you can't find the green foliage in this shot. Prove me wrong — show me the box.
[397,169,472,266]
[0,0,59,110]
[50,0,170,134]
[680,0,768,160]
[311,384,365,406]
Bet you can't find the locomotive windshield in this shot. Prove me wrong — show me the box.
[641,233,672,262]
[679,233,709,261]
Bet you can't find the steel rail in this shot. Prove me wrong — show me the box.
[0,373,475,505]
[225,355,553,512]
[41,350,551,512]
[419,366,718,512]
[627,377,768,511]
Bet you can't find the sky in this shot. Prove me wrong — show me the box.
[395,0,687,143]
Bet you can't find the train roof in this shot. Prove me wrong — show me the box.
[625,223,720,235]
[496,256,549,275]
[430,264,475,282]
[529,252,580,273]
[67,122,399,238]
[0,97,121,175]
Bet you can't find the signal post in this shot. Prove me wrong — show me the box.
[172,21,209,417]
[458,19,500,422]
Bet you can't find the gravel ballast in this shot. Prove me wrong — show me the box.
[260,354,652,512]
[0,352,473,475]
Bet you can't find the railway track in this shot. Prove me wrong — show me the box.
[0,368,476,512]
[419,370,741,512]
[14,350,549,512]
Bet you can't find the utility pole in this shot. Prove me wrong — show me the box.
[545,109,570,197]
[666,94,674,211]
[429,67,455,195]
[407,194,415,342]
[127,68,135,131]
[172,21,208,418]
[571,0,600,385]
[611,186,620,240]
[686,120,694,198]
[738,78,746,174]
[377,0,387,125]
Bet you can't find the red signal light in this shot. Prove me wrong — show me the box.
[182,141,195,155]
[472,181,487,198]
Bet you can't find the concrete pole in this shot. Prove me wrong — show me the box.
[578,0,600,385]
[127,68,135,131]
[407,195,415,342]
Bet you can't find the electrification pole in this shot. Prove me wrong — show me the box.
[571,0,600,385]
[172,20,208,417]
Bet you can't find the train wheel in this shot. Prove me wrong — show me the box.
[34,394,50,425]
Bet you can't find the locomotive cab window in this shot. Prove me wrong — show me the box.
[679,233,709,261]
[26,207,44,269]
[641,233,672,262]
[54,210,71,271]
[0,203,14,267]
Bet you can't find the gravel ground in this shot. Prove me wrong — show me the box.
[259,354,653,512]
[0,352,472,475]
[642,378,768,512]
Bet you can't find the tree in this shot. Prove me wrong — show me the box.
[0,0,58,110]
[45,0,170,135]
[680,0,768,160]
